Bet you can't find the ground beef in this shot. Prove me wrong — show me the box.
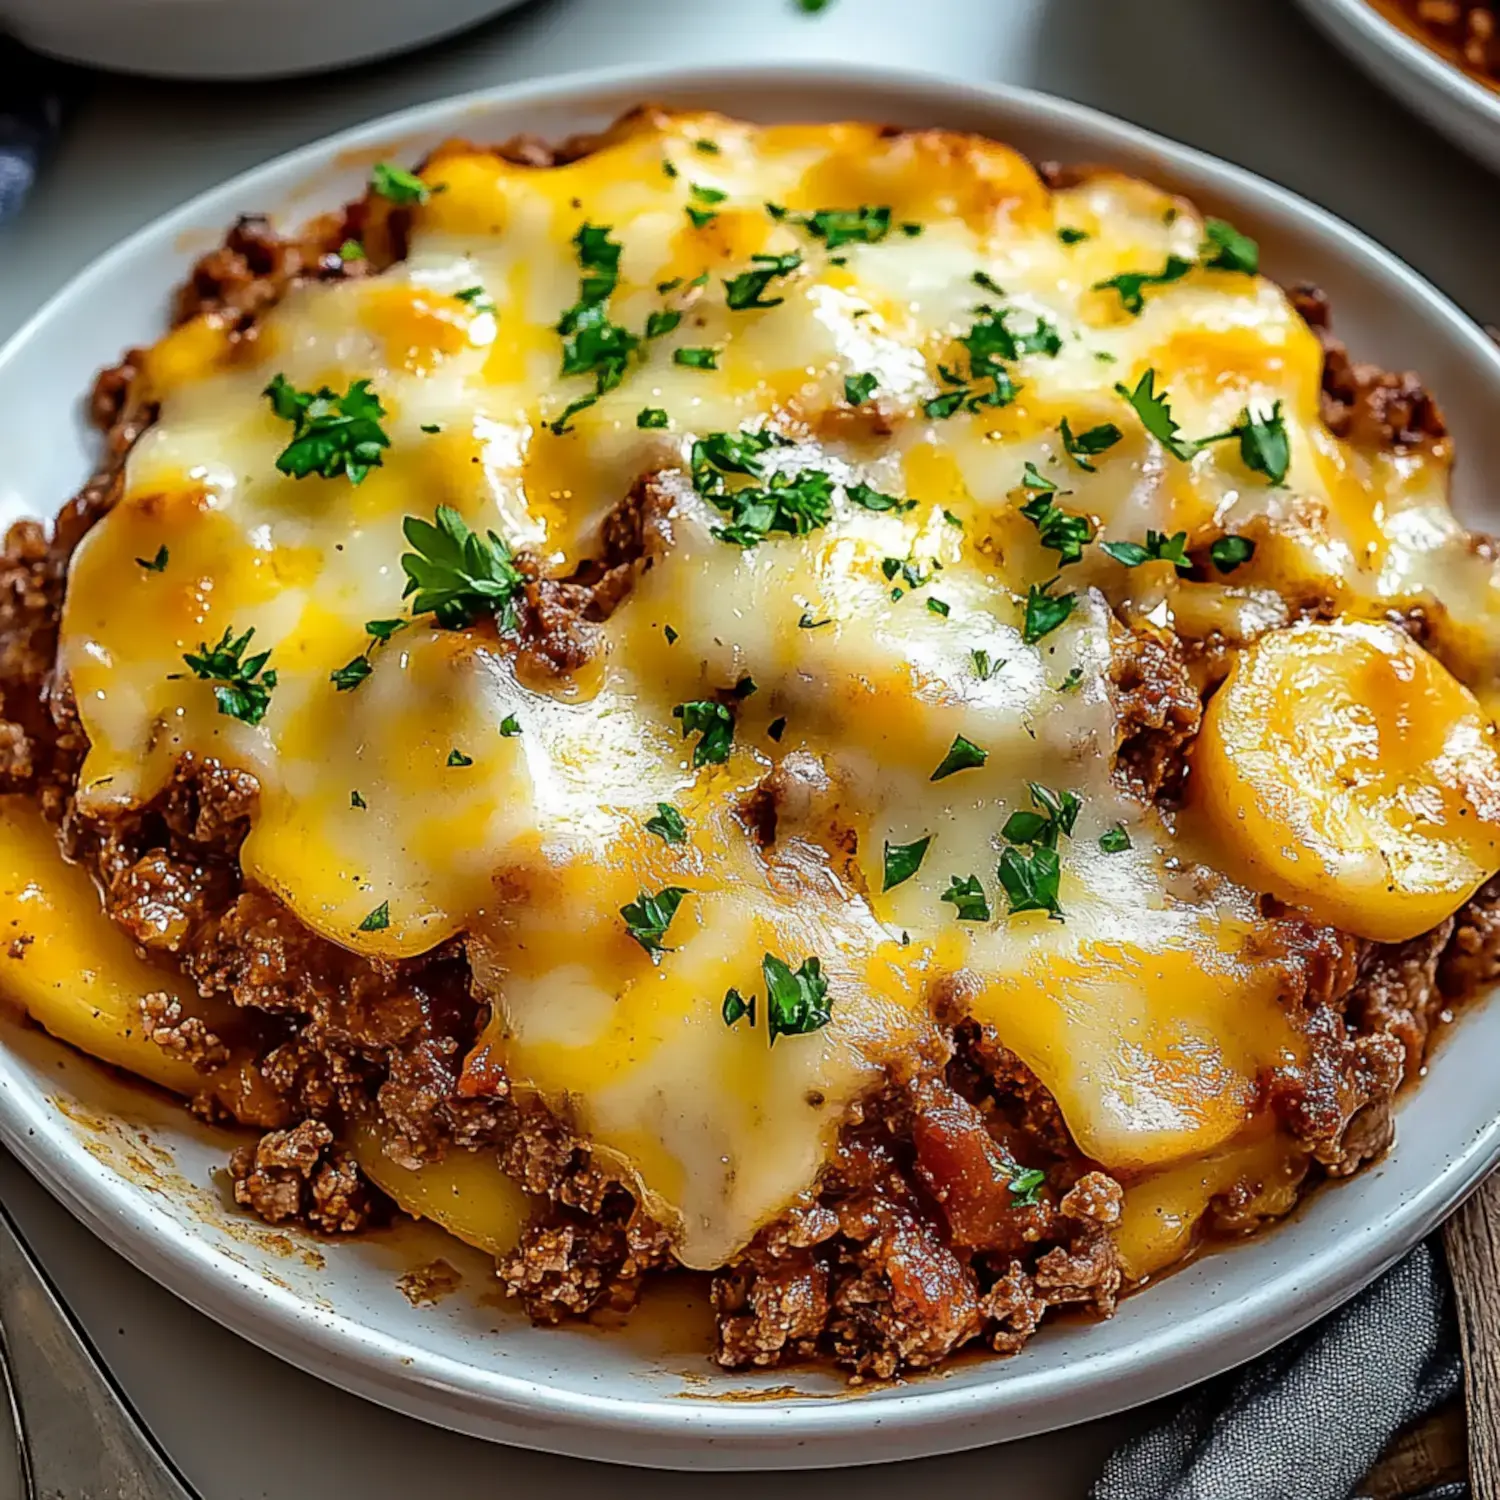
[1107,624,1201,802]
[229,1119,375,1234]
[1290,284,1448,450]
[139,992,229,1071]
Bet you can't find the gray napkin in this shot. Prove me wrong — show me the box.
[0,36,70,223]
[1092,1237,1464,1500]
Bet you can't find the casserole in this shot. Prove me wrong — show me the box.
[2,62,1500,1467]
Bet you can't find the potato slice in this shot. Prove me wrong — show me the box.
[1191,619,1500,942]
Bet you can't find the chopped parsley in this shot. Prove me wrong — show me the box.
[768,716,788,742]
[182,627,277,726]
[1220,402,1290,485]
[927,598,950,617]
[1099,824,1131,854]
[499,715,521,737]
[1114,369,1198,461]
[330,617,408,693]
[997,844,1062,918]
[1060,417,1123,472]
[358,900,391,932]
[723,989,755,1027]
[674,346,719,369]
[674,699,734,766]
[724,252,802,310]
[446,748,474,767]
[420,423,442,434]
[1019,495,1094,567]
[1093,255,1193,315]
[350,790,366,809]
[940,874,991,922]
[1116,373,1289,482]
[763,953,832,1042]
[800,205,891,249]
[931,734,988,781]
[621,886,688,958]
[1100,529,1192,571]
[1001,782,1080,850]
[971,648,1004,681]
[1210,534,1257,573]
[136,545,169,573]
[1009,1167,1047,1206]
[646,802,688,844]
[973,270,1005,297]
[798,612,832,630]
[1200,217,1259,275]
[844,372,878,406]
[644,309,681,340]
[1059,666,1084,692]
[264,375,390,485]
[637,407,670,429]
[1057,227,1090,245]
[693,139,720,155]
[664,624,679,644]
[883,834,933,892]
[369,162,428,205]
[453,285,495,314]
[401,505,525,631]
[846,481,913,514]
[553,223,636,433]
[338,239,366,262]
[1022,462,1058,493]
[1022,581,1076,644]
[691,429,833,546]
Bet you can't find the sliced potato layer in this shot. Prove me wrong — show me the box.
[1192,619,1500,942]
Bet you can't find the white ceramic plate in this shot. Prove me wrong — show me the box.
[0,0,528,80]
[2,61,1500,1471]
[1295,0,1500,173]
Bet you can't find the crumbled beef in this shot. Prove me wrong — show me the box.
[1290,283,1447,449]
[1440,876,1500,996]
[107,851,228,953]
[139,992,230,1071]
[229,1119,376,1233]
[516,579,606,678]
[1345,919,1457,1073]
[1109,625,1202,802]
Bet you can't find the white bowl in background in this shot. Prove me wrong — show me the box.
[1294,0,1500,173]
[0,0,529,80]
[2,60,1499,1470]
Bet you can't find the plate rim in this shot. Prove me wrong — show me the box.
[1296,0,1500,143]
[2,55,1499,1467]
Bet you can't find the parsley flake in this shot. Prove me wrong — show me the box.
[1022,581,1076,644]
[447,748,473,767]
[1061,416,1123,472]
[369,162,428,204]
[971,648,1004,681]
[1022,462,1058,493]
[136,545,169,573]
[927,597,950,617]
[768,716,788,741]
[1057,227,1089,245]
[338,239,366,262]
[844,371,878,405]
[883,834,932,892]
[941,874,991,922]
[1009,1167,1047,1206]
[637,407,670,429]
[646,802,687,844]
[763,953,833,1042]
[1099,824,1131,854]
[500,715,521,737]
[553,223,637,433]
[1001,782,1081,850]
[723,988,755,1027]
[1101,530,1192,571]
[1200,218,1259,275]
[674,346,719,369]
[350,790,366,809]
[182,627,278,726]
[931,734,988,781]
[1210,534,1257,573]
[1224,402,1290,485]
[674,699,734,766]
[725,252,802,310]
[401,506,524,631]
[997,844,1062,918]
[846,481,913,514]
[1019,495,1094,566]
[358,900,391,932]
[1115,369,1197,460]
[800,205,891,249]
[1093,255,1193,315]
[621,886,688,957]
[264,375,390,485]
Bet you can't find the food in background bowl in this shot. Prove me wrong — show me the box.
[1380,0,1500,84]
[5,105,1500,1380]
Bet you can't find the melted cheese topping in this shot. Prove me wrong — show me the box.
[54,111,1500,1270]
